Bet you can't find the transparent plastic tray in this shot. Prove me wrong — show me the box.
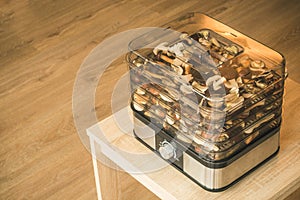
[191,115,282,161]
[127,12,285,161]
[131,86,282,143]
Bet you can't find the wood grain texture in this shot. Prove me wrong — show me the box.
[89,105,300,200]
[0,0,299,199]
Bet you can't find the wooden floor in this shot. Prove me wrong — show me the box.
[1,0,300,199]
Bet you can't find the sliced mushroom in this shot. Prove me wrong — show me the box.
[226,96,244,109]
[244,114,274,134]
[133,101,145,112]
[163,121,171,130]
[208,99,224,108]
[199,30,210,40]
[229,87,239,94]
[171,64,184,75]
[225,93,239,102]
[215,133,229,142]
[240,58,251,68]
[136,87,146,95]
[159,93,173,103]
[167,89,180,101]
[242,93,253,98]
[198,37,211,47]
[247,99,265,110]
[193,135,219,151]
[244,132,259,145]
[147,87,160,96]
[133,93,148,105]
[224,79,239,89]
[180,32,189,40]
[166,111,176,125]
[255,81,267,89]
[210,37,221,48]
[166,114,175,125]
[153,42,169,55]
[257,71,274,80]
[144,111,154,118]
[206,75,226,91]
[251,60,265,69]
[236,77,243,85]
[192,81,208,93]
[135,62,143,67]
[226,120,234,126]
[183,63,192,75]
[224,45,238,55]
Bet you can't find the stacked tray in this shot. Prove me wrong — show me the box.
[127,13,285,162]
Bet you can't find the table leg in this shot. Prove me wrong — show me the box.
[89,135,121,200]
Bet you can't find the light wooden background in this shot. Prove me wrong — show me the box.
[1,0,299,199]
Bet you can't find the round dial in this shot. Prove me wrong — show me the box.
[159,140,176,160]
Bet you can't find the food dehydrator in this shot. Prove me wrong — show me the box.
[126,13,286,191]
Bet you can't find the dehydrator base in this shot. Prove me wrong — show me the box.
[133,116,280,191]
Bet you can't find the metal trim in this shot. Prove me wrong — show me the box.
[183,131,279,189]
[134,117,156,149]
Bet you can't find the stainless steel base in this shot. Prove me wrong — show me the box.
[182,132,279,190]
[134,116,280,191]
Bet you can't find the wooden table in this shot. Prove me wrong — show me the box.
[87,102,300,200]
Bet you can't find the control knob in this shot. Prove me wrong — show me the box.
[159,140,177,160]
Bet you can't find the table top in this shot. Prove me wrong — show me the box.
[87,98,300,200]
